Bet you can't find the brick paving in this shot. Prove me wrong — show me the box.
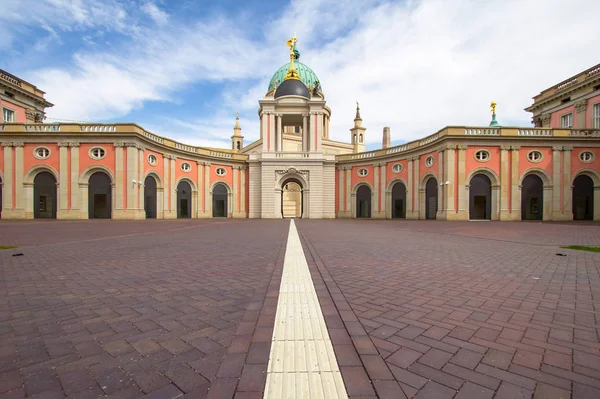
[296,220,600,399]
[0,219,287,398]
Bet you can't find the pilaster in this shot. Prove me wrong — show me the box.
[196,161,204,218]
[563,146,573,221]
[14,142,24,214]
[345,167,351,217]
[276,114,283,152]
[114,143,125,212]
[162,153,171,218]
[510,146,521,220]
[499,146,511,220]
[373,163,380,215]
[302,114,309,152]
[456,147,467,219]
[58,143,69,212]
[406,158,415,219]
[437,147,445,219]
[70,143,80,213]
[445,146,460,220]
[204,161,211,217]
[241,167,246,216]
[316,112,323,152]
[2,143,14,217]
[595,186,600,221]
[413,156,421,219]
[380,162,387,219]
[169,156,176,216]
[551,146,562,220]
[575,100,588,129]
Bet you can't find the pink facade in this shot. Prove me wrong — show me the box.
[0,99,27,123]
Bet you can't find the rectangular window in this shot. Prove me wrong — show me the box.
[594,104,600,129]
[2,108,15,123]
[560,113,572,128]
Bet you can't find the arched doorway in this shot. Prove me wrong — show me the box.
[425,177,438,220]
[177,181,192,218]
[281,179,303,218]
[573,175,594,220]
[521,174,543,220]
[469,174,492,220]
[33,172,57,219]
[356,185,371,218]
[88,172,112,219]
[144,176,157,219]
[391,182,406,219]
[212,183,228,218]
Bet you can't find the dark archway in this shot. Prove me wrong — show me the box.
[425,177,438,220]
[521,174,543,220]
[212,183,228,218]
[144,175,157,219]
[88,172,112,219]
[34,172,57,219]
[177,180,192,218]
[356,185,371,218]
[281,178,303,218]
[391,182,406,219]
[573,175,594,220]
[469,174,492,220]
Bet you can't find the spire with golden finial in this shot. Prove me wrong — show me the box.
[355,101,362,120]
[489,101,499,127]
[284,33,301,81]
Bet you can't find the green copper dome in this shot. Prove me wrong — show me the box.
[268,50,321,92]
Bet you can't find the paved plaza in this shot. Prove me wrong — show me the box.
[1,219,600,398]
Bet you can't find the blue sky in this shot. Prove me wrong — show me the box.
[2,0,600,151]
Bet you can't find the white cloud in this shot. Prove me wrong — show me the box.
[141,2,169,25]
[8,0,600,151]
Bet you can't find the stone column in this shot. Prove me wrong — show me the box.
[302,114,308,152]
[510,146,520,220]
[162,153,170,218]
[380,162,387,219]
[233,166,240,216]
[457,146,467,218]
[70,143,80,215]
[170,156,176,215]
[575,100,588,129]
[2,143,13,215]
[58,143,69,216]
[373,164,380,215]
[316,112,323,152]
[138,145,144,217]
[14,142,24,215]
[444,146,457,219]
[276,114,283,152]
[115,143,125,213]
[407,158,414,219]
[499,146,511,220]
[204,162,211,216]
[563,146,573,220]
[196,161,203,218]
[551,146,562,220]
[437,148,445,219]
[241,167,246,215]
[413,156,421,219]
[126,144,139,218]
[345,167,351,216]
[338,168,344,216]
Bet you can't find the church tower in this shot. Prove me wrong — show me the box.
[231,113,244,151]
[350,102,366,153]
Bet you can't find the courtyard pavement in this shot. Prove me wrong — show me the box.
[1,219,600,398]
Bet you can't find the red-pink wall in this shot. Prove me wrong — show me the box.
[351,165,374,190]
[519,147,553,177]
[386,160,408,187]
[0,99,26,123]
[419,151,438,181]
[465,147,501,182]
[586,95,600,128]
[571,148,600,178]
[23,144,60,176]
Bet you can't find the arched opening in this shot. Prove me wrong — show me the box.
[144,175,157,219]
[573,175,594,220]
[177,180,192,218]
[425,177,438,219]
[356,185,371,218]
[212,183,228,218]
[236,142,241,150]
[521,174,543,220]
[281,179,303,218]
[391,182,406,219]
[33,172,57,219]
[469,174,492,220]
[88,172,112,219]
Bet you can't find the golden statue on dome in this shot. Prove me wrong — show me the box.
[490,101,497,115]
[284,33,301,81]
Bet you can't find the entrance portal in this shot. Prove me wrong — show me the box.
[391,182,406,219]
[88,172,112,219]
[34,172,57,219]
[521,174,543,220]
[425,177,438,220]
[356,185,371,218]
[212,184,228,217]
[282,181,302,218]
[469,174,492,220]
[144,176,157,219]
[177,181,192,218]
[573,175,594,220]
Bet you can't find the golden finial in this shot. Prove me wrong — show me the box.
[490,101,497,115]
[284,33,300,81]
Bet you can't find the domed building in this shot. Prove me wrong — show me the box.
[1,37,599,221]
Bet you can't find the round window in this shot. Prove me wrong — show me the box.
[89,147,106,160]
[357,168,369,177]
[474,150,490,162]
[34,147,51,160]
[425,156,434,167]
[392,163,403,173]
[580,151,594,163]
[181,162,191,172]
[527,150,543,163]
[216,167,227,176]
[148,154,158,166]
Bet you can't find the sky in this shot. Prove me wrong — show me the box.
[2,0,600,151]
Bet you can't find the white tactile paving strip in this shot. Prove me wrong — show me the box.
[263,219,348,399]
